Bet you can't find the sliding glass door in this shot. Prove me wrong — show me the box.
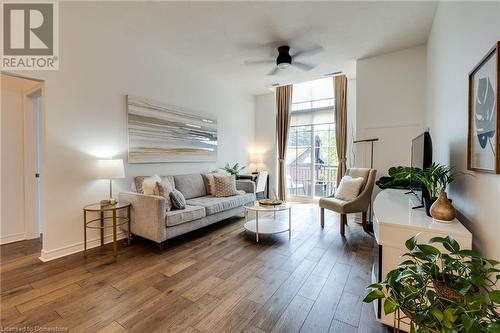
[286,123,337,199]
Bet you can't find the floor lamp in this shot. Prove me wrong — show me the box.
[352,138,379,233]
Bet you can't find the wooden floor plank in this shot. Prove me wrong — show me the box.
[299,263,351,333]
[333,291,363,327]
[270,295,314,333]
[0,204,388,333]
[249,259,317,331]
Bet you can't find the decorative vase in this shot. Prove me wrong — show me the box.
[430,191,456,223]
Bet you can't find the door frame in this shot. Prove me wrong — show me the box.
[23,83,45,239]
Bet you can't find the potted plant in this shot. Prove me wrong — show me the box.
[221,162,245,176]
[363,235,500,333]
[415,163,459,216]
[376,166,423,190]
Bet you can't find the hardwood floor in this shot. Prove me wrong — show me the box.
[0,204,388,332]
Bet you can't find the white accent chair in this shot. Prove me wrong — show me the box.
[255,171,268,199]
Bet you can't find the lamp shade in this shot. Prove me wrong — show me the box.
[250,153,264,164]
[97,159,125,179]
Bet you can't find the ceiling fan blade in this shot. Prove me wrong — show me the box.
[292,61,315,71]
[267,66,279,76]
[292,45,324,60]
[244,60,275,66]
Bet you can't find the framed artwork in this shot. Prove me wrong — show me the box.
[468,41,500,173]
[127,95,217,163]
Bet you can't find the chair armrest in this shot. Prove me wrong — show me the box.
[236,180,255,194]
[119,192,167,243]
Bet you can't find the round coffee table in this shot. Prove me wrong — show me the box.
[244,202,291,242]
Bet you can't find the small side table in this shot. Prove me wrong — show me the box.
[243,202,291,242]
[83,201,131,257]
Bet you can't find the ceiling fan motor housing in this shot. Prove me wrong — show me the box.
[277,45,292,68]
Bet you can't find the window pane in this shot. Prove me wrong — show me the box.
[311,77,333,100]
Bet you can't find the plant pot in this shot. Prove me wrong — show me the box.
[430,191,456,223]
[432,280,464,303]
[423,197,437,217]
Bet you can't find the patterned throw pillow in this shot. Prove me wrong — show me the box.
[203,171,228,195]
[154,180,175,212]
[169,189,186,209]
[213,175,238,197]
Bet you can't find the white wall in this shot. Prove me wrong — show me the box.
[356,46,427,182]
[426,1,500,259]
[7,2,254,260]
[1,76,26,244]
[254,93,277,196]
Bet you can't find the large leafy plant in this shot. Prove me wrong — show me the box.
[376,166,423,190]
[221,162,245,176]
[364,236,500,333]
[415,163,460,199]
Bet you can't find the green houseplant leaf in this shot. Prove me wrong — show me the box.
[363,235,500,332]
[489,290,500,304]
[363,289,384,303]
[383,297,398,315]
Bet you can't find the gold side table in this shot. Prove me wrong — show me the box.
[83,201,131,258]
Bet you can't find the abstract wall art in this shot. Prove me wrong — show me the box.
[127,95,217,163]
[468,41,500,173]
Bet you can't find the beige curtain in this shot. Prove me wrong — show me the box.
[333,75,348,186]
[276,85,293,201]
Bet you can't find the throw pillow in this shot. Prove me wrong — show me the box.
[213,174,238,197]
[154,180,175,212]
[134,176,146,193]
[141,175,161,195]
[170,189,186,209]
[203,170,229,195]
[334,176,364,201]
[202,173,216,195]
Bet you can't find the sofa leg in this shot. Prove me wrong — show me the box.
[320,208,325,228]
[158,241,165,251]
[340,214,346,237]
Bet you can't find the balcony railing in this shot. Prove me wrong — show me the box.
[287,164,338,198]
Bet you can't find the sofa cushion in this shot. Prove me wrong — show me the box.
[186,193,255,215]
[173,174,207,199]
[165,205,206,227]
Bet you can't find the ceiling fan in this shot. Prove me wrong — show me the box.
[245,44,323,76]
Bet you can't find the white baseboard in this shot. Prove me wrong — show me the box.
[39,232,127,262]
[0,232,26,245]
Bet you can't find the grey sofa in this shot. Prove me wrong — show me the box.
[119,173,256,248]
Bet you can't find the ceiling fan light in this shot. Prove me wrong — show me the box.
[278,63,290,69]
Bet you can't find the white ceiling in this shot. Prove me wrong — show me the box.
[73,1,437,95]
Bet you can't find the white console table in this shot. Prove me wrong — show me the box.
[372,189,472,330]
